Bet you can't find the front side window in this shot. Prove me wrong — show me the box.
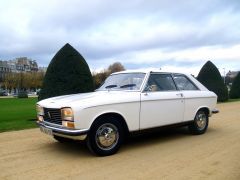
[98,73,146,91]
[145,74,177,92]
[173,74,198,90]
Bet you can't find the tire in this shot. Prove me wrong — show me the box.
[188,110,208,135]
[53,135,72,143]
[87,117,124,156]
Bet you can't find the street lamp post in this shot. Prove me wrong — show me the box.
[223,68,226,85]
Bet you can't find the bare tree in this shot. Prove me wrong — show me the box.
[2,71,45,92]
[92,70,109,89]
[107,62,125,74]
[92,62,125,89]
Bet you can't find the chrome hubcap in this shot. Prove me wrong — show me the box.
[196,112,207,130]
[95,123,119,150]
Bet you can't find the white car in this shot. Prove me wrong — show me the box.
[36,70,219,156]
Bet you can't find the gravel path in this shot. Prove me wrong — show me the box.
[0,102,240,180]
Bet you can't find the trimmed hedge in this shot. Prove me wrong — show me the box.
[39,43,94,100]
[230,72,240,99]
[17,91,28,98]
[197,61,228,102]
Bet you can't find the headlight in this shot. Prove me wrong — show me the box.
[36,105,44,116]
[61,108,74,128]
[61,108,74,121]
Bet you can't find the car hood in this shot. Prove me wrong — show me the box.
[37,91,140,109]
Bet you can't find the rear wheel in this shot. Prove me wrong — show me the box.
[188,110,208,135]
[87,117,124,156]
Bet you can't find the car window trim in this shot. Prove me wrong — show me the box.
[97,72,146,92]
[172,73,200,91]
[142,72,178,93]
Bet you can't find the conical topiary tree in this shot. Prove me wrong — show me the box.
[229,72,240,99]
[197,61,228,102]
[39,43,94,100]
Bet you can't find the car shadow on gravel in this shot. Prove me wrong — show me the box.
[43,139,92,157]
[122,127,191,149]
[41,126,216,157]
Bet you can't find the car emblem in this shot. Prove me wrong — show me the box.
[48,112,51,119]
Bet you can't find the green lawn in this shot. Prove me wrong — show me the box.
[0,97,38,132]
[0,96,239,133]
[227,98,240,103]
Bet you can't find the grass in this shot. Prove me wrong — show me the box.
[0,96,239,133]
[0,97,38,132]
[227,98,240,102]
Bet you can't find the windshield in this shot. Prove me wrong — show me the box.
[97,73,146,91]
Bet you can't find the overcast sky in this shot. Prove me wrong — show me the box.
[0,0,240,75]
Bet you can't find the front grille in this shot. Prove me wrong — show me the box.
[43,108,62,125]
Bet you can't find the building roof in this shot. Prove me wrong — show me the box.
[226,71,239,78]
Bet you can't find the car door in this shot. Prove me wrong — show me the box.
[172,74,203,122]
[140,73,184,130]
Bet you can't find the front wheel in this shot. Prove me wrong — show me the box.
[188,110,208,135]
[87,117,123,156]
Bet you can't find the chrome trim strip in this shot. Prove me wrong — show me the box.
[83,100,140,109]
[140,72,150,92]
[43,120,62,128]
[140,98,183,102]
[183,96,217,100]
[53,132,87,140]
[96,72,146,92]
[36,121,89,136]
[96,89,141,92]
[212,108,219,114]
[140,95,216,102]
[172,73,200,91]
[83,96,216,109]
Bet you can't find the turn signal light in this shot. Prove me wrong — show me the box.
[37,116,43,122]
[62,121,75,128]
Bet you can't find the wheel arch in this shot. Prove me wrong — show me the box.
[195,107,210,117]
[90,112,130,135]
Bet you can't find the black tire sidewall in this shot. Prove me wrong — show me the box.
[87,117,124,156]
[189,110,209,135]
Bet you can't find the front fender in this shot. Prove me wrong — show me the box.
[74,102,140,132]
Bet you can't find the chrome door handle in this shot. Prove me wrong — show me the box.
[176,93,183,97]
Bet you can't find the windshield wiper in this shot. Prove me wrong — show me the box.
[105,85,117,89]
[120,84,136,88]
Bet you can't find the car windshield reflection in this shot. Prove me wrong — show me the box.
[97,73,146,91]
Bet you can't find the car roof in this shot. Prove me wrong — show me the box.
[112,69,186,75]
[111,69,208,91]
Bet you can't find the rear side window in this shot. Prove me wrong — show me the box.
[173,74,198,90]
[145,74,177,92]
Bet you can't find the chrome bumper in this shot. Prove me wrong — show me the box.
[212,108,219,114]
[36,121,89,140]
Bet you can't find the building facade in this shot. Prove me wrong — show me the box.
[226,71,239,85]
[0,57,38,82]
[0,61,11,82]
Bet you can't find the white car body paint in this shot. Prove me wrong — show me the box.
[37,70,217,135]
